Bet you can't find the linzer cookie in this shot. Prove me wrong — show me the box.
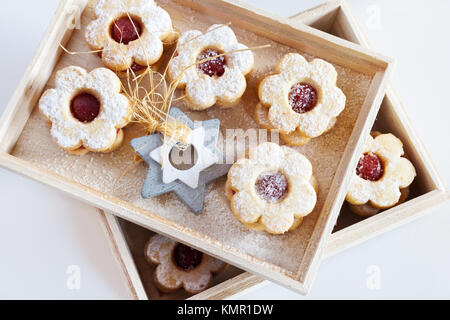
[254,103,337,147]
[226,142,318,235]
[38,66,132,155]
[346,132,416,216]
[145,235,226,294]
[85,0,175,73]
[257,53,346,146]
[168,24,254,110]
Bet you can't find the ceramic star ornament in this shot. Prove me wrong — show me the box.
[150,126,219,189]
[131,107,230,214]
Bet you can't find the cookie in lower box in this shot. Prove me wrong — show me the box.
[346,132,416,217]
[145,235,227,294]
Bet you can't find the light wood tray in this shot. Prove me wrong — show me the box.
[98,0,449,300]
[0,0,393,294]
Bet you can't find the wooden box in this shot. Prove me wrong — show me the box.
[99,210,265,300]
[294,0,448,255]
[0,0,393,294]
[98,0,448,299]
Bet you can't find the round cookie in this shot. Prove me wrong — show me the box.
[346,132,416,213]
[85,0,175,73]
[257,53,346,143]
[168,24,254,110]
[39,66,132,154]
[145,235,226,294]
[226,142,317,235]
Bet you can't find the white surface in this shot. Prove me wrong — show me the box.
[0,0,449,300]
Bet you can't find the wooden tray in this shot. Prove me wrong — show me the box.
[0,0,393,294]
[98,1,449,300]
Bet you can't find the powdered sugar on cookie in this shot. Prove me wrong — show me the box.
[259,53,346,138]
[168,24,254,110]
[346,133,416,209]
[145,235,225,294]
[86,0,174,71]
[39,66,132,152]
[227,142,317,235]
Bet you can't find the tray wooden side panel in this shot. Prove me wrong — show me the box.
[99,211,148,300]
[0,0,87,154]
[296,68,389,289]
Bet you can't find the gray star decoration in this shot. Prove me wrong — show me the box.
[130,107,231,214]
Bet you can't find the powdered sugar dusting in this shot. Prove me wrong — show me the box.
[39,66,131,151]
[85,0,173,69]
[347,134,416,208]
[260,53,346,137]
[228,143,317,234]
[168,24,254,110]
[147,234,225,293]
[255,172,288,203]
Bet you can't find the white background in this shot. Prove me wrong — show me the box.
[0,0,449,299]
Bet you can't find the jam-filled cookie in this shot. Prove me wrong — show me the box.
[226,142,317,235]
[145,235,226,294]
[257,53,346,146]
[86,0,175,74]
[168,24,254,110]
[254,103,337,146]
[346,132,416,216]
[39,66,132,155]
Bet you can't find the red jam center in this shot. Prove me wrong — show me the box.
[111,17,142,44]
[173,243,203,271]
[130,62,146,72]
[255,172,288,203]
[356,153,384,181]
[289,83,318,114]
[197,49,226,77]
[70,93,100,123]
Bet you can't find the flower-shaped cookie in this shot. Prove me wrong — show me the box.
[86,0,174,72]
[145,235,226,294]
[227,142,317,235]
[258,53,346,139]
[39,66,132,154]
[346,133,416,210]
[254,103,337,147]
[168,24,254,110]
